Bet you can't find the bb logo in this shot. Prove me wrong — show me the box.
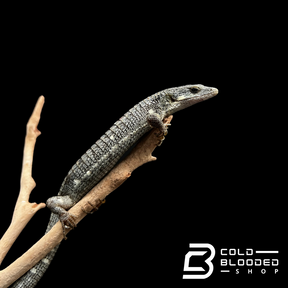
[183,243,215,279]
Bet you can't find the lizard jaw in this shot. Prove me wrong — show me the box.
[175,86,218,110]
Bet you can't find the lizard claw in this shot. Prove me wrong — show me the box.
[156,125,169,146]
[156,122,170,137]
[156,128,168,138]
[59,211,77,239]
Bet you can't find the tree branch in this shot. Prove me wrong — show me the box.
[0,96,46,268]
[0,97,173,287]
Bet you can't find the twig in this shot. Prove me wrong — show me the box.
[0,96,173,287]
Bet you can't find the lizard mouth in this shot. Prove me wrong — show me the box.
[183,88,218,103]
[175,88,218,110]
[194,88,218,101]
[211,88,219,96]
[201,88,218,98]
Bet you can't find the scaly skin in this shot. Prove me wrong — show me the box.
[11,84,218,287]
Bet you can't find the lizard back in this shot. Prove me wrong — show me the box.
[58,94,162,203]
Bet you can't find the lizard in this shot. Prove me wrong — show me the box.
[11,84,218,287]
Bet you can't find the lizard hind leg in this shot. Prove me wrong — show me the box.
[46,195,77,239]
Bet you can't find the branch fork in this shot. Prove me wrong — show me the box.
[0,96,173,288]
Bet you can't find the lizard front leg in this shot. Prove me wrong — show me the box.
[147,112,168,136]
[147,112,169,146]
[46,195,76,239]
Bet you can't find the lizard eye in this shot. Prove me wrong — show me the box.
[189,87,201,94]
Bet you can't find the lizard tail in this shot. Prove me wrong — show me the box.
[10,213,60,288]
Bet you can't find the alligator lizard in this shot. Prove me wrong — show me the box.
[11,84,218,287]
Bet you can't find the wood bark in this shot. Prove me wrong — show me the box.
[0,96,173,288]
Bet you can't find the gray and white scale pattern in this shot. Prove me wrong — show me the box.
[11,84,218,287]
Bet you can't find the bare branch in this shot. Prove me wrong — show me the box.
[0,96,46,267]
[0,113,173,288]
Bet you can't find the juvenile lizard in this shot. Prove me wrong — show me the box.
[11,84,218,287]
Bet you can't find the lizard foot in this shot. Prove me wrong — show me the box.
[156,123,170,136]
[157,128,169,146]
[59,211,77,239]
[156,123,170,146]
[82,198,106,214]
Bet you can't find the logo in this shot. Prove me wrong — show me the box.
[183,244,280,279]
[220,248,279,275]
[183,243,215,279]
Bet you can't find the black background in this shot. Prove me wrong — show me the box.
[0,3,284,287]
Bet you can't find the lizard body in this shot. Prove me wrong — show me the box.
[11,84,218,287]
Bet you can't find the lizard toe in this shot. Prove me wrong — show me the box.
[60,212,77,230]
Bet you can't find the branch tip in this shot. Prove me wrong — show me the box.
[31,202,46,210]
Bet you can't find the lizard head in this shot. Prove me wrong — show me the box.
[162,84,218,115]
